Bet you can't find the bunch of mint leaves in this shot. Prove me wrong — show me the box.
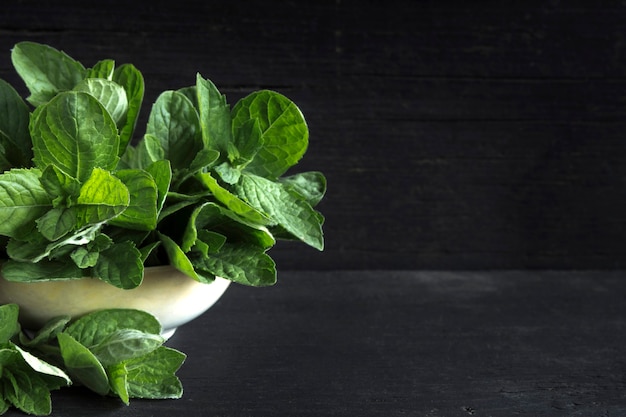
[0,41,325,289]
[0,304,185,415]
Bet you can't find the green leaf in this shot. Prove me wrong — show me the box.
[93,241,144,289]
[0,168,52,239]
[214,161,241,185]
[196,74,232,153]
[87,59,115,80]
[36,206,77,241]
[280,171,327,206]
[107,362,130,404]
[73,78,128,124]
[234,173,324,250]
[13,344,71,386]
[113,64,144,156]
[0,78,32,168]
[145,160,172,213]
[19,316,71,348]
[40,165,81,207]
[145,90,203,170]
[124,346,185,400]
[197,172,270,224]
[57,332,110,396]
[232,90,308,179]
[108,169,158,231]
[0,304,20,343]
[75,167,130,226]
[191,243,276,286]
[230,117,263,168]
[158,232,200,281]
[90,329,164,367]
[65,309,161,347]
[30,91,120,183]
[11,41,87,106]
[1,259,83,282]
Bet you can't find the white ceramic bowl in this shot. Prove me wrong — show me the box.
[0,265,230,337]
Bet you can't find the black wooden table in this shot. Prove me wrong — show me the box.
[5,270,626,416]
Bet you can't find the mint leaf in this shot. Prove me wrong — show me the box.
[196,74,232,154]
[0,304,20,343]
[75,167,130,226]
[191,243,276,286]
[145,90,203,170]
[93,241,143,289]
[30,91,120,183]
[87,59,115,80]
[65,309,161,347]
[145,160,172,213]
[57,332,110,395]
[11,41,87,106]
[232,90,308,179]
[197,172,270,224]
[108,169,158,231]
[0,78,32,168]
[107,362,130,404]
[73,78,128,125]
[234,173,323,250]
[158,232,201,281]
[1,259,83,282]
[280,171,327,206]
[90,329,164,367]
[39,165,81,207]
[0,168,52,239]
[113,64,144,155]
[125,346,185,400]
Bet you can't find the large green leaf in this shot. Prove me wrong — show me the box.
[75,167,130,226]
[0,79,32,168]
[231,90,308,179]
[234,173,323,250]
[0,304,20,344]
[11,41,87,106]
[0,169,52,238]
[30,91,120,183]
[124,347,185,400]
[145,90,203,170]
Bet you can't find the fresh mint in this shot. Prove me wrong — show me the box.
[0,41,325,287]
[0,41,326,413]
[0,304,186,415]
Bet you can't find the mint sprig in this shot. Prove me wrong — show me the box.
[0,41,326,288]
[0,304,186,415]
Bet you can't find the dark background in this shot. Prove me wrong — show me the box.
[2,1,626,271]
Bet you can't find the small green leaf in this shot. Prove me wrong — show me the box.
[158,232,200,281]
[13,344,71,386]
[93,241,143,289]
[234,173,323,250]
[280,171,327,206]
[75,167,130,226]
[30,91,120,183]
[196,74,232,154]
[87,59,115,80]
[0,304,20,343]
[36,206,77,241]
[145,160,172,213]
[108,169,158,231]
[11,41,87,106]
[57,333,110,396]
[107,362,130,404]
[39,165,81,207]
[113,64,144,155]
[232,90,308,179]
[125,346,185,400]
[19,316,71,348]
